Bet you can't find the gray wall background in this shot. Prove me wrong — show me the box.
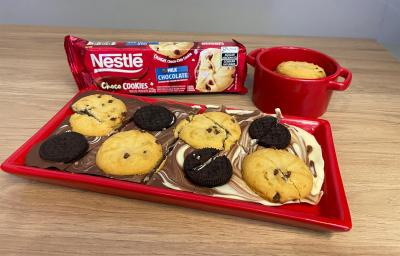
[1,0,399,44]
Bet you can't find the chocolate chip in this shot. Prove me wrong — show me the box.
[273,169,279,175]
[285,171,291,178]
[207,128,212,133]
[108,100,113,103]
[143,150,147,154]
[174,49,181,55]
[123,153,130,159]
[97,95,102,98]
[310,160,317,177]
[214,129,220,134]
[208,65,213,69]
[306,145,313,153]
[110,117,117,121]
[101,103,105,106]
[273,192,280,202]
[206,85,211,90]
[208,80,214,85]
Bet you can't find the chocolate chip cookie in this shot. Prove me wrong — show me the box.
[195,48,235,92]
[242,148,313,203]
[70,94,127,136]
[276,61,326,79]
[174,112,241,151]
[96,130,163,176]
[203,111,241,151]
[149,42,194,59]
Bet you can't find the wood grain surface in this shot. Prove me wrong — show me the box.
[0,25,399,256]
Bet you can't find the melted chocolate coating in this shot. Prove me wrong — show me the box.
[25,91,201,183]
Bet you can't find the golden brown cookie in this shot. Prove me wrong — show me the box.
[96,130,163,176]
[174,112,241,151]
[203,111,241,150]
[174,114,227,150]
[70,94,127,136]
[242,148,313,203]
[276,61,326,79]
[149,42,194,59]
[195,48,235,92]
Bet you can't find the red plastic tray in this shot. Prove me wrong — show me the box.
[1,90,351,231]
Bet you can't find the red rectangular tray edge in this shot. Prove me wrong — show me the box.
[1,90,352,232]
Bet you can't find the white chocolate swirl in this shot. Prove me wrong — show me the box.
[147,108,325,206]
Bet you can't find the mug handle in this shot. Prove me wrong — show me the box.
[247,48,263,67]
[328,67,352,91]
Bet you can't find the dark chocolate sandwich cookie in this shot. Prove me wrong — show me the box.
[249,116,291,149]
[183,148,233,187]
[257,124,291,149]
[39,132,89,163]
[248,116,277,140]
[133,105,176,131]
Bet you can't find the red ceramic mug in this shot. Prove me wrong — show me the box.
[247,47,352,117]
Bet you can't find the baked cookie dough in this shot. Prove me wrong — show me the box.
[174,112,241,151]
[242,148,313,203]
[195,48,235,92]
[202,111,241,150]
[70,94,127,136]
[96,130,163,176]
[276,61,326,79]
[149,42,194,59]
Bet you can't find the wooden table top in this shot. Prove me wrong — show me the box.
[1,25,399,255]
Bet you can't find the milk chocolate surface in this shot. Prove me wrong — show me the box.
[25,94,324,206]
[25,91,201,183]
[148,107,325,206]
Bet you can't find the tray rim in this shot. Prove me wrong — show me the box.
[1,89,352,232]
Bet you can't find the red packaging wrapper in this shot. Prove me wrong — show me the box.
[64,35,247,94]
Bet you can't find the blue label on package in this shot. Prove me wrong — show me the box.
[156,66,189,83]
